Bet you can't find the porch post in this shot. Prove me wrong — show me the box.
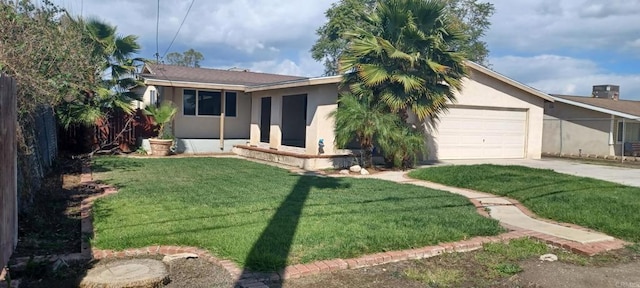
[621,118,626,163]
[220,90,225,151]
[270,96,282,149]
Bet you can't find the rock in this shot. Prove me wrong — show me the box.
[539,254,558,262]
[80,259,169,288]
[360,168,370,175]
[349,165,362,173]
[162,253,199,264]
[339,169,350,175]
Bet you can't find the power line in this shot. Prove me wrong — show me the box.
[155,0,160,63]
[161,0,195,59]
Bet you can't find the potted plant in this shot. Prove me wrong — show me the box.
[144,101,177,156]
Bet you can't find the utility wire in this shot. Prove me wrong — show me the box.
[155,0,160,63]
[161,0,196,59]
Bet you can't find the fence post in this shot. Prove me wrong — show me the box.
[0,74,18,269]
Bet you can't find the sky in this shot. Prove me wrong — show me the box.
[53,0,640,100]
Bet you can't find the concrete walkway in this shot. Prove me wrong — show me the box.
[433,158,640,187]
[360,171,616,244]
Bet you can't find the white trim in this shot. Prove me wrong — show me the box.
[245,75,342,92]
[145,78,247,91]
[551,95,640,120]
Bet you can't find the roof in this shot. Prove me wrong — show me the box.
[141,64,307,86]
[551,94,640,119]
[139,62,553,101]
[465,61,554,102]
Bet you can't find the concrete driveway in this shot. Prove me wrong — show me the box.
[424,158,640,188]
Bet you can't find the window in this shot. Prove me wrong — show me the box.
[183,89,196,115]
[225,92,237,117]
[618,121,624,142]
[183,89,238,117]
[198,91,221,116]
[617,121,640,143]
[149,90,158,107]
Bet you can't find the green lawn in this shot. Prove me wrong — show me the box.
[409,165,640,242]
[91,157,503,271]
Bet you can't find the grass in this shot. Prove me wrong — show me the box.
[401,238,637,287]
[402,238,565,287]
[404,267,463,287]
[91,157,503,271]
[409,165,640,242]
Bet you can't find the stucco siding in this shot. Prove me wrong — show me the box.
[543,102,613,156]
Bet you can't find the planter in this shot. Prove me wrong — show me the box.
[148,139,173,156]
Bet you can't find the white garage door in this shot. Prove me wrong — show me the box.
[435,107,527,159]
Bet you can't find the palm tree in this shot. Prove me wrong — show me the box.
[330,87,402,168]
[145,101,177,139]
[339,0,468,121]
[57,18,144,129]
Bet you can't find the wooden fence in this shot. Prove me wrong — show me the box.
[59,108,156,153]
[0,74,17,269]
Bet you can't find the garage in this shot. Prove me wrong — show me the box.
[435,107,527,159]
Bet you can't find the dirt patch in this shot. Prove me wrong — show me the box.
[16,255,235,288]
[510,259,640,288]
[13,157,96,257]
[279,244,640,288]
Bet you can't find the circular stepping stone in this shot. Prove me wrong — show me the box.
[80,259,169,288]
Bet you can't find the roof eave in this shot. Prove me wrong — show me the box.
[144,78,248,91]
[246,75,342,92]
[464,61,554,102]
[550,96,640,120]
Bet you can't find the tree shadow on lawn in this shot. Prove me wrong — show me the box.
[90,158,144,173]
[236,175,349,281]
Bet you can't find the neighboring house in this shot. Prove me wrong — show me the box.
[543,85,640,157]
[138,61,552,168]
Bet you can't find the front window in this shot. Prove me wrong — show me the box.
[617,121,640,143]
[183,89,238,117]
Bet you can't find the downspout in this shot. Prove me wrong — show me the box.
[621,118,626,163]
[220,90,225,151]
[559,119,563,155]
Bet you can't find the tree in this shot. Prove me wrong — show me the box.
[0,1,100,116]
[340,0,468,121]
[165,48,204,67]
[330,88,401,168]
[447,0,495,65]
[311,0,377,76]
[56,18,144,129]
[311,0,494,75]
[332,0,468,168]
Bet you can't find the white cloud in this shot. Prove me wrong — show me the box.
[50,0,336,75]
[486,0,640,55]
[491,55,640,100]
[233,52,324,77]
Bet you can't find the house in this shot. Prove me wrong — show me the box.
[137,61,553,169]
[543,85,640,157]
